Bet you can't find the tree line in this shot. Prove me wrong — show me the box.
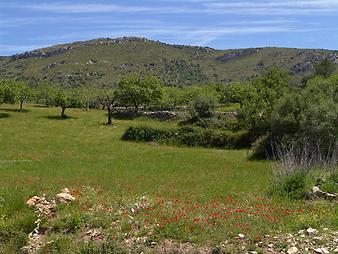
[0,73,165,124]
[1,59,337,152]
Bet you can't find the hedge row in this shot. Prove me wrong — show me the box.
[121,126,252,149]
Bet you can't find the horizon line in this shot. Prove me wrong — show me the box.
[1,36,337,57]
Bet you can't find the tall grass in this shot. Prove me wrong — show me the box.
[269,137,337,200]
[272,137,337,178]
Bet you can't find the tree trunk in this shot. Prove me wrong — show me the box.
[61,107,66,118]
[102,104,105,110]
[20,100,23,111]
[107,105,113,125]
[86,102,90,111]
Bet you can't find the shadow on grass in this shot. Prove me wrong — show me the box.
[0,108,30,113]
[44,115,77,120]
[99,122,118,127]
[33,104,51,108]
[112,111,174,121]
[246,152,273,162]
[112,111,138,120]
[0,112,10,119]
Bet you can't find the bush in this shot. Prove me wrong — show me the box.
[51,212,85,234]
[188,95,217,119]
[314,58,336,78]
[250,75,338,160]
[122,126,252,149]
[320,172,338,194]
[0,214,36,253]
[183,95,221,128]
[78,241,127,254]
[269,171,308,200]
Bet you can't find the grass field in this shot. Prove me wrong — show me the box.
[0,104,337,253]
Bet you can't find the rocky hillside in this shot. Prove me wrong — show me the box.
[0,37,337,87]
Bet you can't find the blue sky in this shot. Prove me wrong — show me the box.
[0,0,338,55]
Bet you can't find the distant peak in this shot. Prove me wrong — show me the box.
[11,37,215,59]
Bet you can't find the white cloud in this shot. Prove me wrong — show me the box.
[5,3,189,14]
[0,44,52,53]
[3,0,338,15]
[19,24,313,48]
[204,0,338,15]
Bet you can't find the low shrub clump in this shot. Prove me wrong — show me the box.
[268,138,337,200]
[122,126,252,149]
[269,171,308,200]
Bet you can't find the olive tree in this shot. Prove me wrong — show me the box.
[189,95,217,120]
[35,82,57,107]
[223,82,256,107]
[54,87,83,118]
[96,88,117,125]
[0,79,17,105]
[237,68,289,136]
[265,74,338,168]
[77,86,98,111]
[117,74,164,112]
[16,82,32,111]
[271,75,338,141]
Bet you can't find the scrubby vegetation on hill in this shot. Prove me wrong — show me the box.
[1,37,338,87]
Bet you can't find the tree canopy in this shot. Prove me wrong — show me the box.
[117,74,164,112]
[53,87,83,118]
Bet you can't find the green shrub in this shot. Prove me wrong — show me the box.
[78,241,127,254]
[269,171,308,200]
[51,212,85,234]
[39,235,73,253]
[0,217,34,253]
[122,126,251,149]
[320,171,338,193]
[188,95,217,119]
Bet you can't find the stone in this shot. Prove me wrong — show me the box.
[237,234,245,239]
[312,186,321,193]
[26,196,42,207]
[314,248,329,254]
[55,188,75,204]
[321,248,330,254]
[325,193,336,200]
[307,227,318,235]
[60,188,70,194]
[314,248,323,253]
[287,246,298,254]
[82,228,103,242]
[313,236,323,240]
[55,192,75,204]
[26,195,56,218]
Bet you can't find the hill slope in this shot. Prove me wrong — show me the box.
[0,37,337,86]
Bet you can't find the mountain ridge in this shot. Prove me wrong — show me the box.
[1,37,337,86]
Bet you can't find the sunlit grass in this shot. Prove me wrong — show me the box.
[0,104,336,252]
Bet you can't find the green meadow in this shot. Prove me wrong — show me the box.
[0,104,336,253]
